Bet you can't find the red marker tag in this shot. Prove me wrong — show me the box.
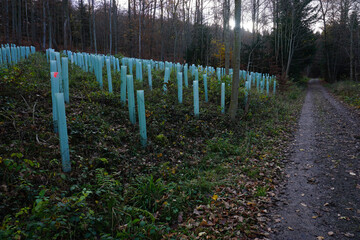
[54,72,59,78]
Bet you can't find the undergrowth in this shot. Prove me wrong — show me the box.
[326,80,360,108]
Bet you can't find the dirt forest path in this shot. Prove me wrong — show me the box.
[269,79,360,239]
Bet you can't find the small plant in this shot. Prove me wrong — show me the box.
[255,185,268,197]
[206,137,241,156]
[130,175,167,212]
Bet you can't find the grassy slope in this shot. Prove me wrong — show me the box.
[0,54,304,239]
[326,81,360,108]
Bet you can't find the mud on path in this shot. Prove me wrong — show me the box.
[269,79,360,240]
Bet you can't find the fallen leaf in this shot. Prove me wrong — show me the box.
[212,194,218,201]
[312,216,318,219]
[200,219,209,227]
[288,226,294,231]
[344,232,354,238]
[328,231,334,236]
[198,232,206,237]
[301,203,307,207]
[317,236,324,240]
[193,209,201,215]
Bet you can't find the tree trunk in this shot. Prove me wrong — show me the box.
[80,0,84,51]
[4,0,10,42]
[46,0,52,48]
[18,0,22,44]
[42,0,46,49]
[127,0,131,57]
[114,0,118,54]
[138,0,142,59]
[350,17,354,81]
[88,0,92,50]
[224,0,230,75]
[92,0,97,53]
[109,0,112,55]
[104,0,107,53]
[149,0,157,57]
[229,0,241,120]
[25,0,29,41]
[30,0,35,44]
[12,0,16,41]
[318,0,331,81]
[63,0,68,49]
[160,0,164,60]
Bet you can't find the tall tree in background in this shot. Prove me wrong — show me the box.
[229,0,242,120]
[349,11,356,81]
[25,0,29,41]
[109,0,112,55]
[223,0,230,74]
[42,0,46,50]
[92,0,97,53]
[63,0,69,49]
[138,0,142,58]
[318,0,331,82]
[31,0,35,43]
[3,0,10,42]
[113,0,118,54]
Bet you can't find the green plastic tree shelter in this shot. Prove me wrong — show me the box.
[61,57,70,103]
[55,93,71,173]
[106,58,113,93]
[51,72,60,133]
[148,64,152,90]
[127,75,136,124]
[221,83,225,114]
[177,72,183,104]
[137,90,147,147]
[193,80,199,118]
[120,66,127,105]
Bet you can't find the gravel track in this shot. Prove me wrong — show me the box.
[269,79,360,240]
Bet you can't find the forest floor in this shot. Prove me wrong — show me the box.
[0,53,305,239]
[268,79,360,239]
[5,54,360,239]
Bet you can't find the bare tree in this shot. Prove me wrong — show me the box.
[12,0,16,41]
[63,0,69,49]
[92,0,97,53]
[47,0,52,48]
[223,0,230,74]
[109,0,112,55]
[18,0,22,44]
[160,0,164,60]
[25,0,29,41]
[4,0,10,42]
[114,0,118,54]
[42,0,46,49]
[31,0,35,44]
[139,0,142,58]
[229,0,242,120]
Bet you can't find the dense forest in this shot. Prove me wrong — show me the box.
[0,0,359,82]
